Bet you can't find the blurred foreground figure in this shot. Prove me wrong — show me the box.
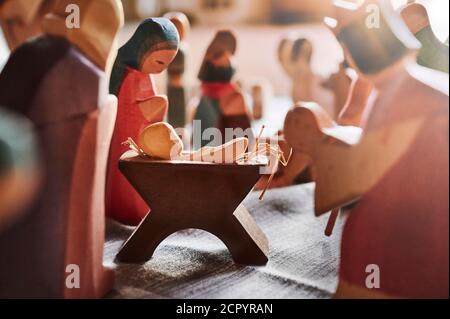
[285,0,448,298]
[0,108,39,232]
[0,0,123,298]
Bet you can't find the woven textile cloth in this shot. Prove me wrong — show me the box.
[104,184,345,299]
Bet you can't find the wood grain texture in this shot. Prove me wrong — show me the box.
[116,153,269,266]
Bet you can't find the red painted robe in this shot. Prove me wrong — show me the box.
[339,70,449,298]
[106,67,157,225]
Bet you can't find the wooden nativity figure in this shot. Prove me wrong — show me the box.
[107,18,179,226]
[320,2,449,234]
[0,0,55,51]
[255,45,374,192]
[274,1,447,233]
[321,60,353,119]
[280,0,449,235]
[164,11,190,129]
[193,30,253,148]
[278,36,315,104]
[284,0,448,298]
[0,0,124,298]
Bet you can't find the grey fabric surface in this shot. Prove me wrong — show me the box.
[104,183,345,299]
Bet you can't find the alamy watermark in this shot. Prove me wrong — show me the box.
[65,4,80,29]
[65,264,80,289]
[365,264,381,289]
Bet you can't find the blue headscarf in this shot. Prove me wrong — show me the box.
[110,18,179,95]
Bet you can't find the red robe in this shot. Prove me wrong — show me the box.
[106,67,156,225]
[339,72,449,298]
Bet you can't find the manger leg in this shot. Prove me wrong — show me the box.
[218,205,269,266]
[116,210,174,263]
[325,208,340,237]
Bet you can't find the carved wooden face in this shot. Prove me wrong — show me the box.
[0,0,43,24]
[0,0,47,50]
[292,39,312,65]
[140,49,178,74]
[211,51,234,68]
[278,39,292,69]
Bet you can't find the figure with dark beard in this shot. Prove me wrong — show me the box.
[193,30,253,148]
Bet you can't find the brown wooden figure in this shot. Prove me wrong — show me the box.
[285,0,448,298]
[322,75,374,237]
[0,108,40,233]
[400,2,449,73]
[278,36,315,103]
[107,18,179,226]
[137,122,249,163]
[193,30,253,148]
[0,0,124,298]
[0,0,55,51]
[164,12,190,129]
[250,82,270,121]
[116,152,269,266]
[322,61,353,118]
[256,72,373,193]
[254,134,311,191]
[278,36,295,81]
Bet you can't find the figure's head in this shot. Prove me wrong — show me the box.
[42,0,124,71]
[0,0,46,26]
[139,122,183,160]
[291,38,313,65]
[118,17,179,74]
[198,30,237,82]
[278,37,293,69]
[0,0,53,50]
[163,11,190,42]
[324,0,420,76]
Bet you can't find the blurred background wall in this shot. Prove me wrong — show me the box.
[0,0,448,97]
